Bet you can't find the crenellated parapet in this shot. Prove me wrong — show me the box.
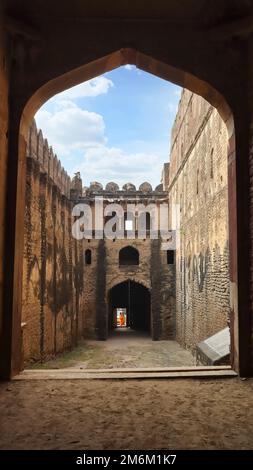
[26,119,71,198]
[83,180,167,196]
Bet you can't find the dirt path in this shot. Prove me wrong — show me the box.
[30,329,195,370]
[0,378,252,449]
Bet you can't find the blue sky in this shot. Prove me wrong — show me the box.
[35,65,181,188]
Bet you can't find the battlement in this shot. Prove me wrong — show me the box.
[26,119,71,198]
[83,180,165,195]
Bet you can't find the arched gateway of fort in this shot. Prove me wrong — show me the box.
[21,88,230,366]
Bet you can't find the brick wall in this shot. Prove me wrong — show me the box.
[81,214,175,341]
[23,89,230,364]
[168,89,230,353]
[22,125,176,363]
[22,121,84,364]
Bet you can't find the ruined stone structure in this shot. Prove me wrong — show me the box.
[22,121,175,364]
[22,87,230,366]
[22,121,86,364]
[77,182,175,342]
[22,79,233,365]
[168,90,229,354]
[1,0,252,382]
[2,1,253,454]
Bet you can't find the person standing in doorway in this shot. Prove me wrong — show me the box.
[119,310,125,327]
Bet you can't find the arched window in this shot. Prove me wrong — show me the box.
[167,250,175,265]
[146,213,151,231]
[137,211,151,233]
[85,249,91,265]
[119,246,139,266]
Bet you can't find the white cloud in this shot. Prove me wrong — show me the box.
[35,101,106,157]
[35,76,165,187]
[124,64,135,71]
[35,76,114,157]
[124,64,142,75]
[50,76,114,102]
[73,146,162,188]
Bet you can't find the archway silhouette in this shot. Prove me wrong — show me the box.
[108,280,151,334]
[119,246,139,266]
[2,47,242,379]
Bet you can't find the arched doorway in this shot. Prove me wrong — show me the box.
[108,281,151,335]
[2,45,246,379]
[119,246,139,266]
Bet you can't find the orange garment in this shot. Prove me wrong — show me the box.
[119,312,125,326]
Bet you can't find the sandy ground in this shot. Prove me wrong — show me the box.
[0,377,252,450]
[30,329,195,369]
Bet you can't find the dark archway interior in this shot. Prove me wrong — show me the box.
[119,246,139,265]
[108,281,151,333]
[85,249,92,265]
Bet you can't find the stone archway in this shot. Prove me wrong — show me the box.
[2,47,243,379]
[108,280,151,335]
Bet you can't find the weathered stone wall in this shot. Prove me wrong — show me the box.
[22,121,84,364]
[22,89,229,363]
[22,126,176,363]
[151,238,176,340]
[168,89,229,353]
[82,236,175,340]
